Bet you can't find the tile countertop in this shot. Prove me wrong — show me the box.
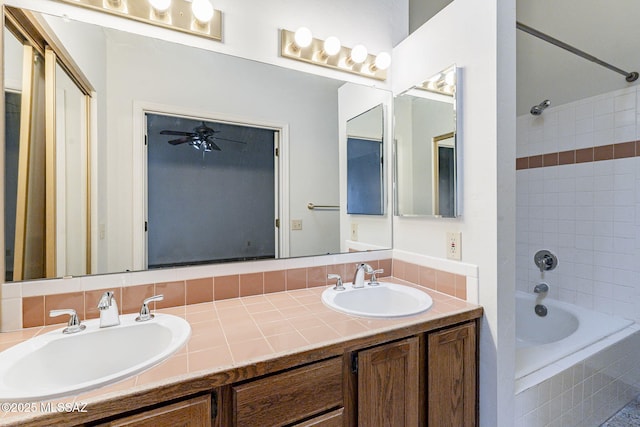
[0,278,482,426]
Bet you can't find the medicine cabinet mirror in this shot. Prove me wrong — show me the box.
[394,65,460,218]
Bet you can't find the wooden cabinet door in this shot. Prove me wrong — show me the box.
[102,394,211,427]
[357,336,420,427]
[427,321,477,427]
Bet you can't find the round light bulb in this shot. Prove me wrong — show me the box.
[350,44,368,64]
[148,0,171,12]
[374,52,391,70]
[192,0,214,23]
[293,27,313,49]
[445,70,455,86]
[323,36,341,56]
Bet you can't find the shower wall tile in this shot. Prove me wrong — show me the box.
[517,86,640,324]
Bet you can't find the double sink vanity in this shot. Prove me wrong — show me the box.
[0,268,481,427]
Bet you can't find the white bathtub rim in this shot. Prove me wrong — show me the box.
[515,323,640,394]
[515,291,634,380]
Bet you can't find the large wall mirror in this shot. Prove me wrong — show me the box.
[2,5,393,282]
[394,65,460,218]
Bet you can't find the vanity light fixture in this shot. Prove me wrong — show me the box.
[418,66,456,95]
[51,0,222,41]
[191,0,214,24]
[280,28,389,81]
[148,0,171,14]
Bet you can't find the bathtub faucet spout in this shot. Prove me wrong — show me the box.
[534,282,549,294]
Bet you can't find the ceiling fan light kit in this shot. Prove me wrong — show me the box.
[52,0,222,41]
[160,122,247,156]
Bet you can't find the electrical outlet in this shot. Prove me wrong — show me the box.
[291,219,303,230]
[446,231,461,260]
[351,223,359,241]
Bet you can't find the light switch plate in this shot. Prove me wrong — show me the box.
[351,223,359,241]
[291,219,302,230]
[446,231,461,260]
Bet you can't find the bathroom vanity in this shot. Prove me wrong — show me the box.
[0,282,481,427]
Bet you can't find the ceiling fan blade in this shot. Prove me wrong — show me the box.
[209,141,222,151]
[168,137,192,145]
[210,136,247,145]
[160,130,195,136]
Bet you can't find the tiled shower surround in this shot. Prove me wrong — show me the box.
[516,85,640,426]
[516,86,640,323]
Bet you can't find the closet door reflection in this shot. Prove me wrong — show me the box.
[5,13,91,280]
[13,45,46,281]
[54,61,89,277]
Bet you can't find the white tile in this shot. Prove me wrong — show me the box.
[614,125,637,143]
[614,109,636,128]
[576,117,594,134]
[574,132,594,150]
[594,113,614,131]
[1,283,21,299]
[575,102,594,120]
[614,92,636,111]
[0,298,22,332]
[594,95,614,115]
[594,128,615,146]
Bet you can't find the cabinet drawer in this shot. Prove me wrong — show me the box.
[232,357,343,427]
[98,394,211,427]
[292,408,344,427]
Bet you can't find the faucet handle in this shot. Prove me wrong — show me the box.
[135,294,164,322]
[328,274,345,291]
[368,269,384,286]
[97,291,116,310]
[50,309,86,334]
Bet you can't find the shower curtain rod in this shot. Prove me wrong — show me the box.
[516,21,639,82]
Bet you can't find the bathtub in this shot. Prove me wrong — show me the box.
[515,291,633,380]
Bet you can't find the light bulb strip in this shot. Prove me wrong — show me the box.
[417,66,456,95]
[51,0,222,41]
[280,29,388,81]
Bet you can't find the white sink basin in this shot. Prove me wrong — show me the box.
[0,313,191,402]
[322,282,433,318]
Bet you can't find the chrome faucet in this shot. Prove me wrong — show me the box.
[97,291,120,328]
[352,263,373,288]
[533,282,549,294]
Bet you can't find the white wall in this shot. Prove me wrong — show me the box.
[516,86,640,323]
[338,83,393,252]
[12,0,407,89]
[391,0,516,425]
[102,29,344,271]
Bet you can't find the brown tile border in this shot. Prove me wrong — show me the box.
[516,140,638,170]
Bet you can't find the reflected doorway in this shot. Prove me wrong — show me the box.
[145,113,278,268]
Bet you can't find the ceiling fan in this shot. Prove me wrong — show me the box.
[160,122,246,153]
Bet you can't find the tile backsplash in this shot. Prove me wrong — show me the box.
[8,251,474,330]
[20,259,393,329]
[516,85,640,322]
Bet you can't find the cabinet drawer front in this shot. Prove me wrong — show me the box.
[292,408,344,427]
[233,357,343,427]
